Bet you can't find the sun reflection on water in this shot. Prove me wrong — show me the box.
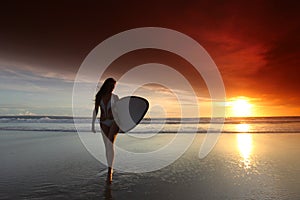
[236,124,253,169]
[236,123,250,133]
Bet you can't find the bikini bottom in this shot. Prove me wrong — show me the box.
[100,119,114,127]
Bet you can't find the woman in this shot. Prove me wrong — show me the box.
[92,78,119,184]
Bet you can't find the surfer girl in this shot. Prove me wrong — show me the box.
[92,77,119,184]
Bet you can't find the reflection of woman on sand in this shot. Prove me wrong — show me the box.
[92,78,119,184]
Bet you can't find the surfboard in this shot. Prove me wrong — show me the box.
[113,96,149,132]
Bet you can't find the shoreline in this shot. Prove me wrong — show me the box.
[1,131,299,199]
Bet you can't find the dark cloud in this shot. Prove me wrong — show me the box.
[0,0,299,112]
[258,26,300,89]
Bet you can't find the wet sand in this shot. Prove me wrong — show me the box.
[0,131,299,199]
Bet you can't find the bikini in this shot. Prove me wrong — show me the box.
[100,94,117,127]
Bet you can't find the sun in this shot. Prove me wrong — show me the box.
[227,97,253,117]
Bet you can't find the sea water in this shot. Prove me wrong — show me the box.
[0,116,300,199]
[1,116,300,133]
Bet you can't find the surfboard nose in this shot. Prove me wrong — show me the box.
[113,96,149,132]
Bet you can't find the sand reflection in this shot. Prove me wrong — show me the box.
[236,124,253,169]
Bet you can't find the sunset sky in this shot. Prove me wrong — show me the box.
[0,0,299,117]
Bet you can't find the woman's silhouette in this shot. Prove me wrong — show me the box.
[92,78,119,184]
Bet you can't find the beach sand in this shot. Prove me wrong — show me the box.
[1,131,299,199]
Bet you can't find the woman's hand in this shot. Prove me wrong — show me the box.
[92,124,96,133]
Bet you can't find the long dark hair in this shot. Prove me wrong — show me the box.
[95,78,116,105]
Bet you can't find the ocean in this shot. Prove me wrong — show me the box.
[1,116,300,199]
[1,116,300,133]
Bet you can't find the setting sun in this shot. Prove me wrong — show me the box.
[227,97,253,117]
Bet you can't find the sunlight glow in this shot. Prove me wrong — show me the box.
[236,133,253,169]
[236,124,250,133]
[227,97,253,117]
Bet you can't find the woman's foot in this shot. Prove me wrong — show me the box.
[106,168,113,184]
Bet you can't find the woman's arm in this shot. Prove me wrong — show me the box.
[92,102,99,133]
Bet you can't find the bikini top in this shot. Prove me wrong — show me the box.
[100,94,118,118]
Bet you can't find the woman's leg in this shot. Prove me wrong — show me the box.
[106,122,119,183]
[101,122,119,183]
[106,122,119,166]
[100,124,110,168]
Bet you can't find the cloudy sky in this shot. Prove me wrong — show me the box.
[0,0,299,117]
